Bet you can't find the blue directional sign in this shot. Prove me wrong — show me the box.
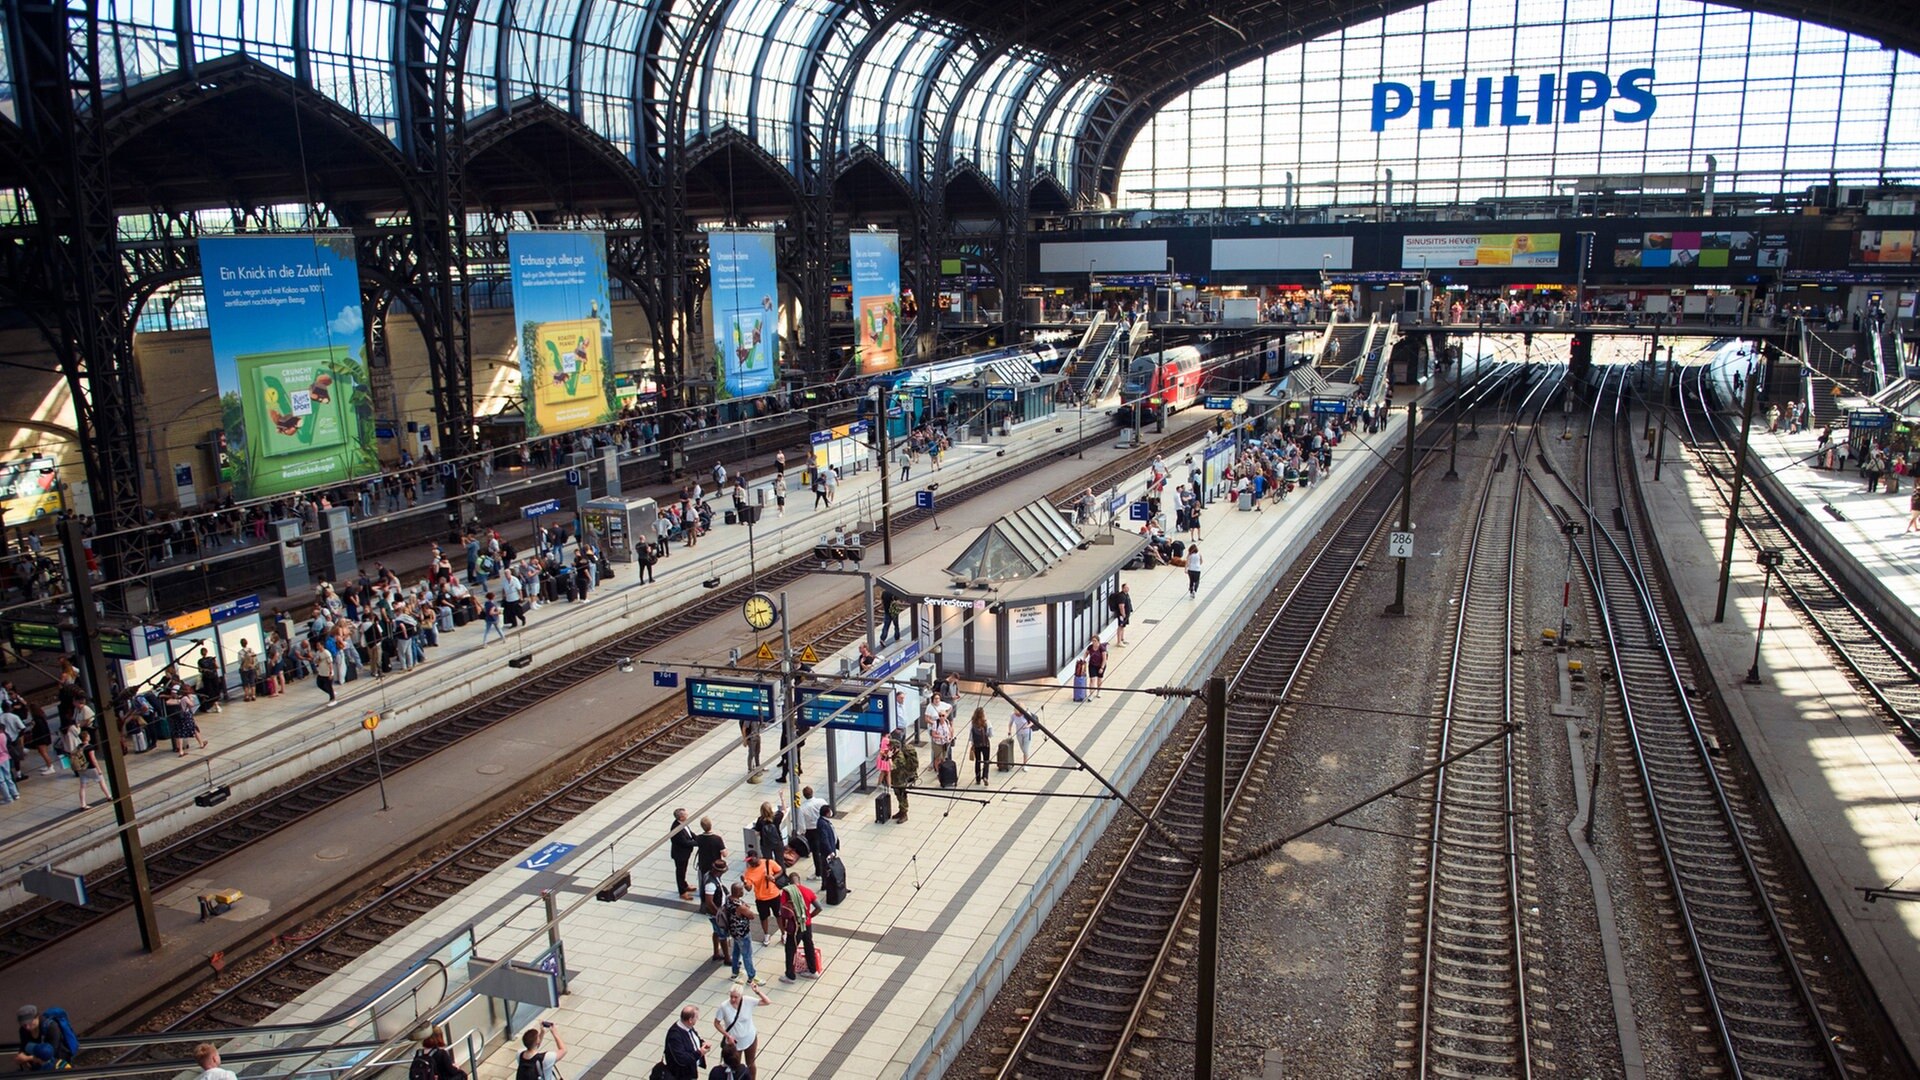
[518,842,576,871]
[796,687,892,733]
[1129,500,1152,522]
[653,670,681,688]
[686,677,775,722]
[565,467,583,487]
[986,386,1017,403]
[1203,395,1235,410]
[916,490,935,510]
[440,462,455,478]
[1311,397,1348,415]
[523,498,563,519]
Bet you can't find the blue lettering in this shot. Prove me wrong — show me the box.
[1419,78,1467,129]
[1535,73,1556,125]
[1563,70,1612,123]
[1473,77,1494,127]
[1499,75,1529,127]
[1371,82,1413,131]
[1612,67,1656,122]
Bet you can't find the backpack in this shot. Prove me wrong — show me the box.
[515,1051,545,1080]
[41,1008,78,1063]
[893,741,918,777]
[777,883,807,934]
[409,1050,437,1080]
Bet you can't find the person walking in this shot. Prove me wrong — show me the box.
[1907,484,1920,533]
[313,644,337,706]
[66,715,112,811]
[668,808,697,900]
[1185,543,1204,597]
[742,853,782,945]
[1010,707,1034,771]
[1108,584,1133,646]
[409,1032,465,1080]
[479,591,505,645]
[811,469,831,510]
[777,876,821,982]
[967,707,993,785]
[713,982,773,1076]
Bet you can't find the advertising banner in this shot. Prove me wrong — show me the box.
[200,235,377,500]
[1855,230,1916,265]
[851,230,902,374]
[708,230,779,399]
[0,457,60,524]
[1401,233,1561,269]
[508,231,617,437]
[1612,230,1785,269]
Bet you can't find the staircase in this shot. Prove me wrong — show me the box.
[1063,313,1121,401]
[1319,322,1372,380]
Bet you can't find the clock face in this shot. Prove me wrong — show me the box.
[743,592,778,631]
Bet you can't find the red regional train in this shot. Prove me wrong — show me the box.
[1118,345,1208,427]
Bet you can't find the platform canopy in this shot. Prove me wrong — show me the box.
[945,498,1085,583]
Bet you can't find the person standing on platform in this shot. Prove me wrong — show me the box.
[1085,637,1108,698]
[725,883,762,985]
[797,786,831,880]
[1186,544,1204,597]
[514,1024,565,1080]
[500,567,524,628]
[714,982,772,1076]
[967,707,993,785]
[668,808,697,900]
[772,472,788,517]
[887,728,916,822]
[313,645,337,706]
[695,816,727,879]
[881,592,906,644]
[661,1007,709,1080]
[1108,584,1133,647]
[926,695,954,775]
[777,877,821,982]
[701,857,733,964]
[742,853,782,945]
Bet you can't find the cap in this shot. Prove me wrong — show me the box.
[18,1005,38,1023]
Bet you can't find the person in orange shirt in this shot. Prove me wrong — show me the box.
[742,853,783,946]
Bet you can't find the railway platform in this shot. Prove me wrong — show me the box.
[1638,416,1920,1069]
[0,412,1170,911]
[222,414,1409,1079]
[0,408,1214,1035]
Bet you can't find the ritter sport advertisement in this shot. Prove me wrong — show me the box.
[709,230,779,399]
[200,235,378,500]
[850,230,902,374]
[508,230,618,437]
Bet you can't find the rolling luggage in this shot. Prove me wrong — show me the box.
[452,607,471,626]
[937,757,959,789]
[996,737,1015,772]
[822,853,848,904]
[875,790,892,823]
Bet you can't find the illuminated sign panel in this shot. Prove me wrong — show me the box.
[1371,69,1656,131]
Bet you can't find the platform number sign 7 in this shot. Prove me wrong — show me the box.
[1387,531,1416,559]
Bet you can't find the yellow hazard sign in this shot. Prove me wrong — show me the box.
[756,642,776,661]
[363,713,380,731]
[799,643,820,664]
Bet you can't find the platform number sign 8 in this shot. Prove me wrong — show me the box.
[1387,531,1416,559]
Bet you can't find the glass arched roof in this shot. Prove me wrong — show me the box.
[57,0,1113,202]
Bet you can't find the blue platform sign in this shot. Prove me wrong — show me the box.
[1311,397,1348,415]
[1203,395,1235,410]
[518,842,576,871]
[441,462,455,478]
[687,677,775,721]
[986,386,1016,403]
[565,467,582,487]
[1129,500,1152,522]
[796,687,892,733]
[523,498,563,518]
[653,670,681,688]
[915,490,934,510]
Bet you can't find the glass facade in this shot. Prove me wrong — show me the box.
[1118,0,1920,209]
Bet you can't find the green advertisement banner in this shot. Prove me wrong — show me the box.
[508,231,617,437]
[199,235,377,499]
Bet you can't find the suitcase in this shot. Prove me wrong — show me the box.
[452,607,471,627]
[1073,674,1088,702]
[129,729,151,753]
[822,853,848,905]
[996,737,1015,772]
[1171,540,1186,558]
[937,757,958,789]
[875,790,892,823]
[724,509,738,525]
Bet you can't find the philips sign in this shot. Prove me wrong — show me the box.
[1370,69,1655,131]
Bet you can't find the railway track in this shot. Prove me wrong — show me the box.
[0,417,1212,973]
[1673,362,1920,748]
[995,375,1519,1079]
[1548,370,1847,1078]
[1407,372,1557,1078]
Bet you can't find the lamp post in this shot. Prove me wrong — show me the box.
[1745,548,1785,684]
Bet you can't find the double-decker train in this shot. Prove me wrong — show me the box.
[1117,345,1208,426]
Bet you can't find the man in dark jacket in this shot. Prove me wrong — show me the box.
[668,808,697,900]
[662,1006,708,1079]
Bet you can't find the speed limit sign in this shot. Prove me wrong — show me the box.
[1387,531,1415,559]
